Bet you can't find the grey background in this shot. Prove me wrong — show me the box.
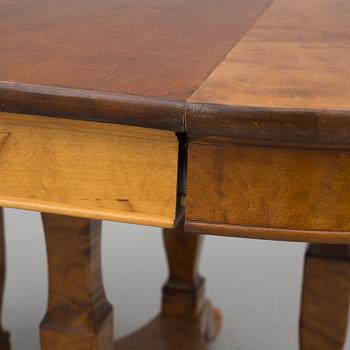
[2,208,350,349]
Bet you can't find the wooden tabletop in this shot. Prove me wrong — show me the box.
[1,0,349,141]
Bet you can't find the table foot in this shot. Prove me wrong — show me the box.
[201,302,222,342]
[114,306,221,350]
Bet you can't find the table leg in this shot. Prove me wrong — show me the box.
[114,220,221,350]
[299,244,350,350]
[40,214,114,350]
[0,209,10,350]
[162,219,221,340]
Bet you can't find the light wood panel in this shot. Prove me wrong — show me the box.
[190,0,350,112]
[186,140,350,242]
[0,112,180,227]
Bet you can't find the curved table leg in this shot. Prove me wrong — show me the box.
[40,214,114,350]
[299,244,350,350]
[0,209,10,350]
[114,219,221,350]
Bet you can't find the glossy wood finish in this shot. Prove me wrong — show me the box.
[186,139,350,242]
[1,0,349,138]
[0,0,272,129]
[299,244,350,350]
[0,83,186,132]
[41,214,114,350]
[188,0,350,142]
[0,0,271,99]
[0,112,181,228]
[185,0,350,242]
[191,0,350,110]
[0,209,10,350]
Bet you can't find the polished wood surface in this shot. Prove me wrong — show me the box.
[191,0,350,110]
[0,210,10,350]
[0,0,272,129]
[188,0,350,141]
[1,0,349,139]
[184,0,350,243]
[185,0,350,246]
[186,139,350,242]
[0,112,181,228]
[0,0,271,99]
[0,83,186,132]
[299,244,350,350]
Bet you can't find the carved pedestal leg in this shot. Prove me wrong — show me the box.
[0,209,10,350]
[299,244,350,350]
[115,220,221,350]
[40,214,113,350]
[162,220,221,341]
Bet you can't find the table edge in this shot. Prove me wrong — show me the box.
[186,102,350,144]
[2,82,350,144]
[0,81,185,132]
[185,220,350,244]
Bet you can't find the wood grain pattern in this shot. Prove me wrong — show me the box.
[187,104,350,145]
[162,220,221,342]
[299,244,350,350]
[190,0,350,109]
[0,112,180,228]
[162,222,206,320]
[188,0,350,140]
[186,140,350,242]
[41,214,114,350]
[0,83,186,132]
[0,0,272,129]
[40,214,220,350]
[0,209,10,350]
[185,221,350,244]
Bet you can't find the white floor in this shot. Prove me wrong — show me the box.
[2,208,349,349]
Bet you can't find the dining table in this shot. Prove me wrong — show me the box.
[0,0,349,348]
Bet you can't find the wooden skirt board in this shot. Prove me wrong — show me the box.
[0,112,182,228]
[186,139,350,243]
